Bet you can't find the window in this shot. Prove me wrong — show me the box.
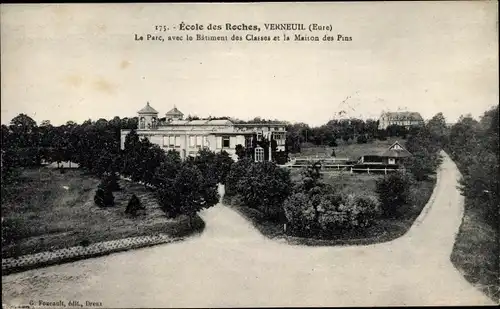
[255,147,264,162]
[257,131,263,141]
[388,158,396,165]
[245,136,253,148]
[196,136,203,147]
[139,117,145,129]
[222,136,230,148]
[272,132,285,146]
[169,136,175,147]
[175,135,181,147]
[189,136,196,147]
[163,136,169,147]
[152,117,157,128]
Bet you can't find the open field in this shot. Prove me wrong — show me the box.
[1,167,201,259]
[451,197,500,302]
[292,137,403,160]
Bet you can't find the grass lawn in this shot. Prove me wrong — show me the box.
[229,139,435,246]
[226,169,436,246]
[1,167,203,259]
[293,137,403,160]
[450,198,499,303]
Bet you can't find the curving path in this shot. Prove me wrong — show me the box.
[2,152,495,307]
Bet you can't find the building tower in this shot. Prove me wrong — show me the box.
[137,102,159,130]
[165,105,184,122]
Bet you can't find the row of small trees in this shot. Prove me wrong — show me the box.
[1,113,233,223]
[120,130,234,224]
[374,113,449,218]
[445,105,499,227]
[285,119,411,153]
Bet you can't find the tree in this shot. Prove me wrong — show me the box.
[448,105,499,227]
[404,125,442,181]
[102,171,121,191]
[125,194,144,216]
[375,172,413,218]
[157,164,219,226]
[124,129,140,153]
[235,144,246,159]
[356,134,368,144]
[427,112,448,147]
[225,157,253,197]
[94,184,115,207]
[238,161,292,219]
[215,150,234,184]
[342,134,350,144]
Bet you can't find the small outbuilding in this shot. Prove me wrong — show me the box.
[358,141,412,165]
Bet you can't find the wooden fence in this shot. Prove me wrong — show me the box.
[282,161,403,175]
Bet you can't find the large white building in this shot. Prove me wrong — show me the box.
[120,103,287,162]
[378,111,424,130]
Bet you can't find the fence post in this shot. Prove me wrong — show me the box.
[350,167,353,174]
[384,167,387,175]
[367,167,370,174]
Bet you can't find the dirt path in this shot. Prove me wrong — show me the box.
[2,153,495,307]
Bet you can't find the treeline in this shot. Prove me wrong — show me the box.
[1,114,233,223]
[1,114,138,170]
[286,119,411,153]
[445,105,499,227]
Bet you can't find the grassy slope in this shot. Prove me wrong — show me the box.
[1,167,203,258]
[450,198,499,303]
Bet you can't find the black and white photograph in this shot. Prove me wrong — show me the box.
[1,2,498,307]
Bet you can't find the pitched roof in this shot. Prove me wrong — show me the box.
[166,106,183,116]
[380,141,412,157]
[381,111,423,121]
[138,102,158,114]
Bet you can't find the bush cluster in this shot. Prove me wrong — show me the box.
[375,171,413,218]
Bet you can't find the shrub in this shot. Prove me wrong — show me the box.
[102,172,121,191]
[94,185,115,207]
[318,193,380,233]
[375,172,412,218]
[351,194,381,227]
[317,193,349,233]
[125,194,144,216]
[285,191,381,237]
[283,192,316,235]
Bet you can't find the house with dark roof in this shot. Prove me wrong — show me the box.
[378,111,424,130]
[357,141,412,166]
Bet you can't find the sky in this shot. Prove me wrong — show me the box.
[1,2,498,127]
